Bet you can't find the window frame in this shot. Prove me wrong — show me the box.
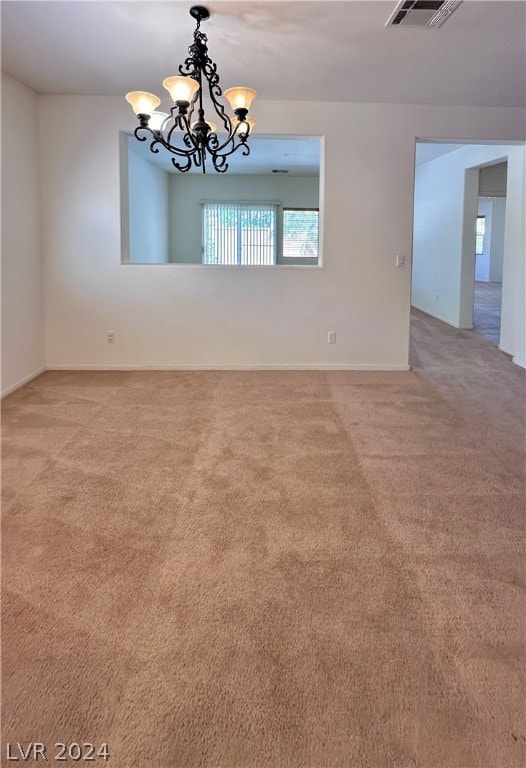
[201,201,279,266]
[475,215,486,256]
[280,207,320,265]
[120,130,324,267]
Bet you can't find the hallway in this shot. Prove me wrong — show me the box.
[473,281,502,346]
[410,306,524,451]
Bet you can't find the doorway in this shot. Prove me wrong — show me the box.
[473,162,507,346]
[411,140,525,366]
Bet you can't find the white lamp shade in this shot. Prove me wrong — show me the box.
[125,91,161,116]
[224,87,257,111]
[149,111,169,131]
[163,76,200,103]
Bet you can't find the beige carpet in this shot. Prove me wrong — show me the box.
[473,281,502,347]
[2,313,525,767]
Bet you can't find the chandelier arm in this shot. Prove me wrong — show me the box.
[151,136,199,159]
[149,126,200,159]
[179,112,201,153]
[135,125,201,159]
[165,120,181,150]
[186,92,198,126]
[213,139,251,162]
[160,114,172,135]
[211,154,228,173]
[206,119,248,154]
[196,148,207,174]
[154,121,200,167]
[208,137,251,174]
[133,126,151,143]
[201,60,232,135]
[147,134,200,170]
[163,112,199,154]
[171,154,193,173]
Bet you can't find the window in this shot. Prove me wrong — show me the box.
[122,132,322,265]
[283,208,319,260]
[476,215,485,256]
[203,203,277,265]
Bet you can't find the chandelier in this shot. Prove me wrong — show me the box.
[125,5,256,174]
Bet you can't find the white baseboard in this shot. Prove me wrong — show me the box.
[411,304,460,328]
[1,366,46,398]
[512,356,526,369]
[46,363,411,372]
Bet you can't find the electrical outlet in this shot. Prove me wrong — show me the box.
[328,331,336,344]
[396,254,405,268]
[435,294,439,302]
[107,330,115,343]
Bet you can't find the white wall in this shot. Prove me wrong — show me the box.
[475,197,493,282]
[412,144,525,365]
[412,151,465,324]
[479,161,507,197]
[169,174,319,263]
[126,139,170,263]
[499,151,525,366]
[489,197,506,282]
[38,96,525,370]
[476,196,506,283]
[1,73,45,394]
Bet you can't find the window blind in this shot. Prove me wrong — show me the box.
[203,203,277,265]
[283,209,319,259]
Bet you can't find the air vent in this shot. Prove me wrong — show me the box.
[386,0,462,28]
[272,169,289,174]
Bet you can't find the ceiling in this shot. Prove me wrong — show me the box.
[414,142,466,164]
[129,133,321,175]
[1,1,525,108]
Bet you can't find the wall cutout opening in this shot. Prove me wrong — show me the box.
[120,133,323,266]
